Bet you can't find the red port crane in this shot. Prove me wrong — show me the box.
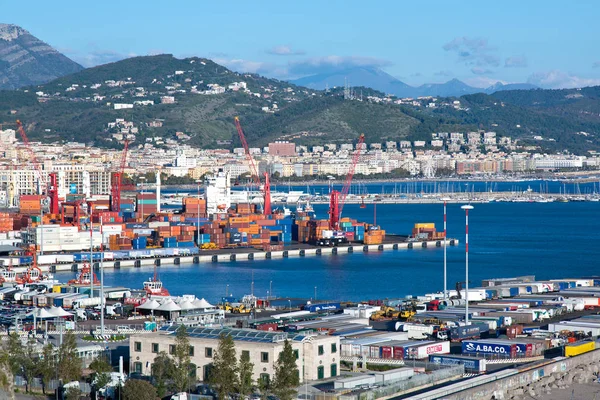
[16,120,45,190]
[16,120,59,213]
[111,140,129,212]
[329,134,365,230]
[234,117,271,215]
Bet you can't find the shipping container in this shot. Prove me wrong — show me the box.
[429,354,487,373]
[565,341,595,357]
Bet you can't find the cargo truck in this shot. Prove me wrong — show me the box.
[449,324,488,342]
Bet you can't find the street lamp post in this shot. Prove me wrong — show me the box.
[196,179,202,247]
[314,286,317,302]
[88,199,96,299]
[441,197,451,299]
[96,205,108,335]
[269,280,272,299]
[461,205,474,325]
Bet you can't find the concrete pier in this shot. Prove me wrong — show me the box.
[29,239,458,274]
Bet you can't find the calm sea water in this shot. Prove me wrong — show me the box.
[54,202,600,303]
[163,180,600,196]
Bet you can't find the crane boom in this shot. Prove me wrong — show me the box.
[339,133,365,218]
[16,120,46,191]
[111,140,129,211]
[329,134,365,230]
[234,117,271,215]
[234,117,260,187]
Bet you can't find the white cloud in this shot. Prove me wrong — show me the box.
[287,55,392,76]
[443,36,500,69]
[213,58,288,77]
[67,48,137,67]
[464,76,508,88]
[527,70,600,89]
[471,67,493,75]
[266,45,305,56]
[214,54,393,79]
[434,70,453,77]
[505,55,528,68]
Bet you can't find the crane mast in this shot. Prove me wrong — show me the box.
[234,117,271,215]
[329,134,365,230]
[16,120,45,194]
[111,140,129,212]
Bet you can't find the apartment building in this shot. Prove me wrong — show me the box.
[130,327,340,384]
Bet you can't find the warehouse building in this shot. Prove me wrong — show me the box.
[130,326,340,384]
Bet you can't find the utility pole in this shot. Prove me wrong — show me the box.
[461,205,474,325]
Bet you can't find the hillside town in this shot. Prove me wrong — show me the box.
[0,122,598,206]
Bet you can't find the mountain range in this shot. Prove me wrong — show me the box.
[0,23,83,90]
[290,67,539,98]
[0,25,598,154]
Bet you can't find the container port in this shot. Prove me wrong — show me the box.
[3,272,600,399]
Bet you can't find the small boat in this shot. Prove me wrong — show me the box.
[144,267,170,296]
[68,264,100,285]
[0,267,18,284]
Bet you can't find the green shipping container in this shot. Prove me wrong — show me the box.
[137,200,158,205]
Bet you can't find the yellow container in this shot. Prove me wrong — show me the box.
[565,341,595,357]
[415,223,435,229]
[52,285,62,293]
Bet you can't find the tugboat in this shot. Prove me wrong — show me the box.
[68,263,100,285]
[0,267,17,284]
[143,266,170,296]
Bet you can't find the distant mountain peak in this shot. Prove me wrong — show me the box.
[0,23,28,41]
[0,23,83,89]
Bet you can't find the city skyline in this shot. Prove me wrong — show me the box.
[3,0,600,89]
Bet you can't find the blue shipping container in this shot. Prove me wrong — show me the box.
[429,355,484,372]
[462,341,526,355]
[306,302,341,313]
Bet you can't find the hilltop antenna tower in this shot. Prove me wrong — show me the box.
[344,77,350,100]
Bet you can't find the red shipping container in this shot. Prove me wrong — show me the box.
[381,346,392,359]
[393,346,404,360]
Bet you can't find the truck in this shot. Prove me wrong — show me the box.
[402,323,444,340]
[429,354,487,373]
[450,324,486,342]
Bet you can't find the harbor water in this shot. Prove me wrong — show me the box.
[54,202,600,303]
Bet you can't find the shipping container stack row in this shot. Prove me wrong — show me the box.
[19,195,43,215]
[412,223,445,241]
[340,338,451,361]
[136,193,158,217]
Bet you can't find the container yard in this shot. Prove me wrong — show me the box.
[0,166,460,275]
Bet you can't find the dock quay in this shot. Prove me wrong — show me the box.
[15,238,458,274]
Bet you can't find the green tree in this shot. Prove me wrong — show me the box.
[171,325,192,393]
[151,351,173,398]
[64,386,82,400]
[209,332,238,400]
[122,379,157,400]
[0,345,15,399]
[38,343,56,395]
[58,332,82,383]
[22,336,38,393]
[5,333,23,378]
[89,356,112,396]
[271,340,300,400]
[237,351,254,398]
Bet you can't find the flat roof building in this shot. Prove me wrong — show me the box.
[130,326,340,384]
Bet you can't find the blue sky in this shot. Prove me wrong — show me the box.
[5,0,600,88]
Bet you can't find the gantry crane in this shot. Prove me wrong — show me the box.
[110,139,129,212]
[234,117,271,215]
[329,134,365,230]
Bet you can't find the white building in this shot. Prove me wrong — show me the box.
[129,326,340,383]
